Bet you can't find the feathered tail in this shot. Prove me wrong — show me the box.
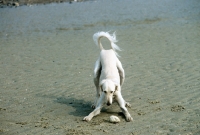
[93,31,121,57]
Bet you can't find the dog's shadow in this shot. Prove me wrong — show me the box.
[55,96,93,117]
[55,97,125,119]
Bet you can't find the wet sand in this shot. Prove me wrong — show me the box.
[0,0,200,134]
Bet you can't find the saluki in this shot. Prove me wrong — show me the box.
[83,31,133,122]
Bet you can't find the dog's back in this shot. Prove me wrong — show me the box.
[99,49,120,84]
[93,31,122,84]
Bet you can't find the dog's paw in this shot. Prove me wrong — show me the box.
[126,115,133,122]
[125,102,131,108]
[83,116,92,122]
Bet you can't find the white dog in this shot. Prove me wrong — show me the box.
[83,31,133,122]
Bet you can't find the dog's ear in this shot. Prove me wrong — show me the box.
[100,85,103,91]
[113,81,119,91]
[100,80,106,92]
[115,86,118,91]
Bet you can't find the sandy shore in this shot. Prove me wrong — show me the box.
[0,0,200,134]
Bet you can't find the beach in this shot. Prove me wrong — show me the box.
[0,0,200,134]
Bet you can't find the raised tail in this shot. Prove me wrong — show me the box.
[93,31,121,56]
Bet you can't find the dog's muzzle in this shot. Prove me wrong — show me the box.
[107,102,111,106]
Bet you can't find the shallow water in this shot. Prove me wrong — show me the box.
[0,0,199,37]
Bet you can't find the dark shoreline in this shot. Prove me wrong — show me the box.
[0,0,89,8]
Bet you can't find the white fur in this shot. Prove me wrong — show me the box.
[93,31,121,57]
[83,31,133,122]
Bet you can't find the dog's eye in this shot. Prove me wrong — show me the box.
[104,91,107,93]
[110,91,113,93]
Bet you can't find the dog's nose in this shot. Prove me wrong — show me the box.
[107,102,111,106]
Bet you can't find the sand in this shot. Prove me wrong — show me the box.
[0,0,200,134]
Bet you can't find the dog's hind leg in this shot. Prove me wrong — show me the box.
[125,101,131,108]
[115,91,133,122]
[92,58,101,109]
[116,58,125,86]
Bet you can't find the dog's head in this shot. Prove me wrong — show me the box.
[100,80,118,106]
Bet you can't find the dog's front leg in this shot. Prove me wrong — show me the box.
[115,91,133,122]
[83,94,104,122]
